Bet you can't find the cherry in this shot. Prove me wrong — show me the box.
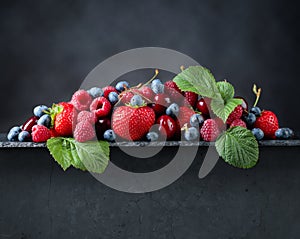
[22,116,38,132]
[196,97,211,116]
[95,118,111,140]
[138,86,154,101]
[150,94,171,116]
[156,115,177,140]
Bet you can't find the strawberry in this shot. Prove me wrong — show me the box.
[77,111,96,124]
[49,128,59,138]
[226,105,243,125]
[74,121,96,142]
[112,106,155,141]
[177,106,195,127]
[102,86,118,98]
[71,90,92,111]
[230,119,246,128]
[183,91,198,108]
[254,110,279,139]
[200,119,220,142]
[53,102,77,137]
[32,125,51,142]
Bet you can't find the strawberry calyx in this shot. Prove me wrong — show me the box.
[45,103,64,128]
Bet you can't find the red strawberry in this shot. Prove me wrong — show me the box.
[112,106,155,141]
[254,110,279,139]
[71,90,92,111]
[89,97,112,118]
[54,102,77,137]
[230,119,246,128]
[183,91,198,108]
[200,119,220,142]
[226,105,243,125]
[102,86,118,98]
[49,128,59,138]
[74,121,96,142]
[32,125,51,142]
[77,111,96,124]
[177,106,195,127]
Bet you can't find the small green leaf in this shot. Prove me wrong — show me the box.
[217,81,235,101]
[211,98,243,122]
[173,66,221,99]
[47,137,72,170]
[215,126,259,169]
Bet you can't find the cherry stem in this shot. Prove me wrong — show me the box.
[180,65,185,72]
[181,123,188,132]
[252,84,262,107]
[143,69,159,87]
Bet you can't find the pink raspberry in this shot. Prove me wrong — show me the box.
[71,90,92,111]
[200,119,220,142]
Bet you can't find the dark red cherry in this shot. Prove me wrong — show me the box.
[156,115,177,140]
[95,118,111,140]
[196,97,211,116]
[151,94,171,116]
[22,116,38,132]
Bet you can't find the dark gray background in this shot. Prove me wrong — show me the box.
[0,0,299,131]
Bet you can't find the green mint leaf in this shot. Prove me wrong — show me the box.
[47,137,72,170]
[217,81,235,101]
[215,126,259,169]
[65,138,87,171]
[173,66,221,99]
[210,97,243,122]
[74,140,110,174]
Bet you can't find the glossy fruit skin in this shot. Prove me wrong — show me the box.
[166,103,179,117]
[37,114,51,128]
[275,128,293,139]
[243,113,256,125]
[151,94,171,116]
[250,107,262,117]
[196,98,210,116]
[31,125,51,142]
[87,87,103,98]
[190,114,204,127]
[74,121,96,142]
[252,128,264,140]
[254,110,279,139]
[177,106,195,127]
[146,132,159,141]
[226,105,243,125]
[103,129,116,142]
[200,119,220,142]
[120,91,134,104]
[156,115,177,140]
[95,118,111,140]
[33,105,48,118]
[184,127,199,141]
[7,126,22,141]
[102,86,118,99]
[22,116,39,132]
[18,131,31,142]
[108,92,119,104]
[230,119,247,128]
[90,97,112,118]
[54,102,77,137]
[71,90,92,111]
[115,81,130,92]
[112,106,155,141]
[130,95,143,106]
[138,86,154,101]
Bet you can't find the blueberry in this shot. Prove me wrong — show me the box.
[103,129,116,142]
[152,79,162,85]
[115,81,130,92]
[151,79,164,94]
[37,114,51,128]
[243,113,256,125]
[146,132,159,142]
[130,95,143,106]
[108,92,119,104]
[190,114,204,127]
[7,126,21,141]
[250,107,262,117]
[252,128,264,140]
[275,128,293,139]
[33,105,49,118]
[18,131,31,142]
[166,103,179,117]
[87,87,103,98]
[184,127,199,141]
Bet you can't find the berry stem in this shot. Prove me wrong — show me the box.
[143,69,159,87]
[252,84,262,107]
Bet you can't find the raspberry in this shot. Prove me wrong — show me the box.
[102,86,118,99]
[77,111,96,124]
[71,90,93,111]
[90,97,112,118]
[230,119,246,128]
[226,105,243,125]
[177,106,195,127]
[200,119,220,142]
[164,81,183,102]
[31,125,51,142]
[183,91,198,108]
[74,121,96,142]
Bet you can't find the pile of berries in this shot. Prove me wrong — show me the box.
[7,71,294,143]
